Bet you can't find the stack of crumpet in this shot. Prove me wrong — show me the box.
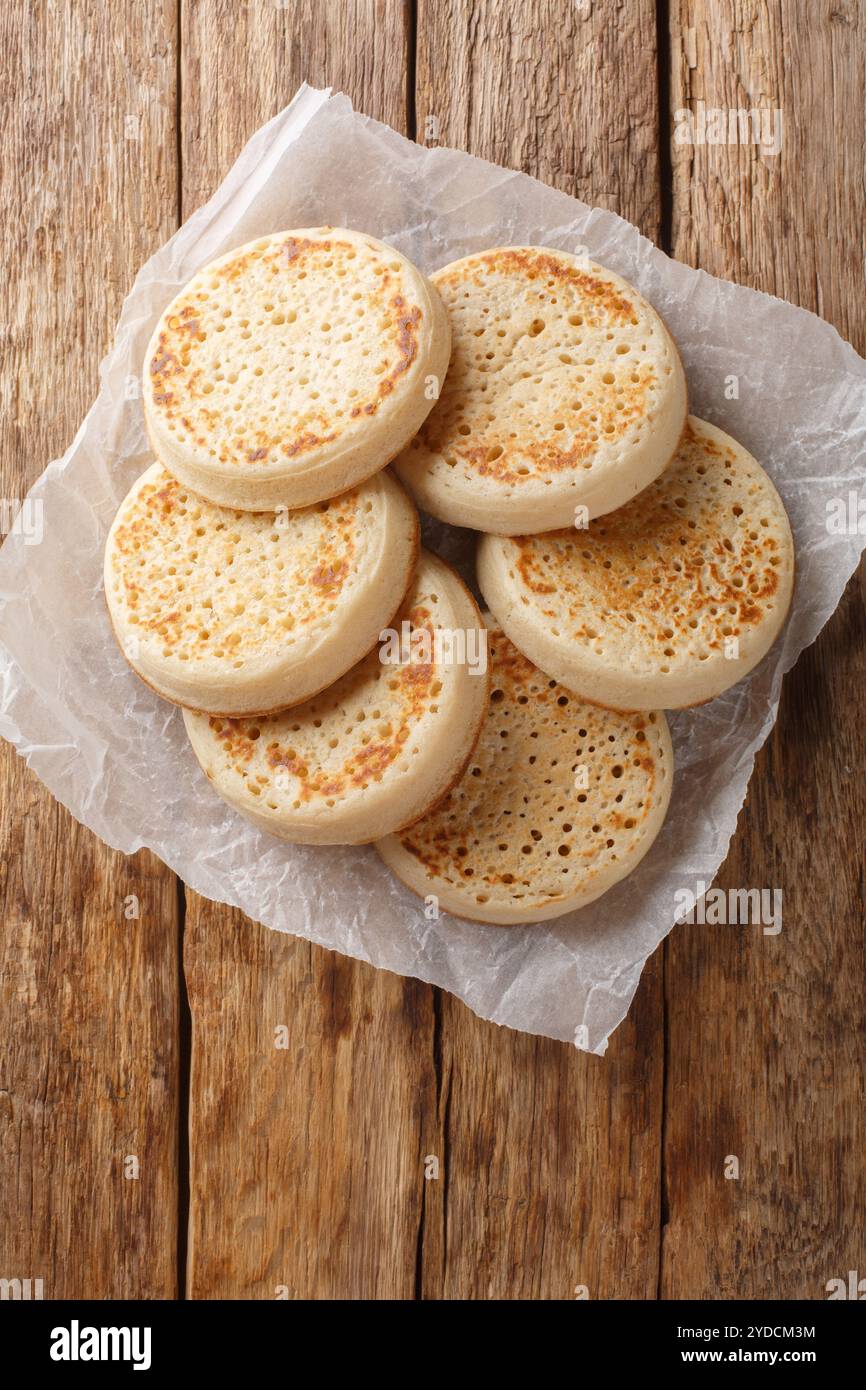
[105,233,794,923]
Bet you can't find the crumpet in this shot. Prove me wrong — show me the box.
[143,227,451,511]
[104,463,418,716]
[376,624,673,924]
[183,551,490,844]
[393,245,686,533]
[478,416,795,710]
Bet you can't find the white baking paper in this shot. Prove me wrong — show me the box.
[1,85,864,1053]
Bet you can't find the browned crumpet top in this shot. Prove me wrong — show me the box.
[181,548,490,844]
[147,232,424,471]
[403,246,673,486]
[205,602,441,805]
[106,469,364,665]
[394,629,670,911]
[507,420,789,676]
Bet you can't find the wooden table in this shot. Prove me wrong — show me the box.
[1,0,863,1301]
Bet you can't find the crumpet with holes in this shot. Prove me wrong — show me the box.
[392,245,686,534]
[143,227,451,511]
[182,550,490,844]
[375,623,673,924]
[104,463,418,716]
[478,416,795,710]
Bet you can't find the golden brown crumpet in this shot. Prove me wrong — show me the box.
[376,625,673,924]
[393,245,686,533]
[104,464,418,716]
[478,416,795,710]
[143,227,451,511]
[183,551,490,844]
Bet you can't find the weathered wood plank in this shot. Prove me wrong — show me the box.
[415,0,666,1299]
[420,958,665,1300]
[0,0,180,1299]
[181,0,412,216]
[416,0,661,235]
[663,0,866,1298]
[184,901,438,1299]
[180,0,439,1300]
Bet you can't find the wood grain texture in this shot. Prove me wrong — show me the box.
[663,0,866,1298]
[416,0,662,237]
[184,901,438,1298]
[179,0,440,1301]
[0,0,180,1298]
[181,0,411,217]
[419,958,665,1300]
[415,0,666,1300]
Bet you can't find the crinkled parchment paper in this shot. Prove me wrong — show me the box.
[2,86,865,1053]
